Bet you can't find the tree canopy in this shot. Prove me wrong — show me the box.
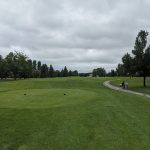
[92,68,106,77]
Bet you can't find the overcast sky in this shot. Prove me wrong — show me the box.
[0,0,150,72]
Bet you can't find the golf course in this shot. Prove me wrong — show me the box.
[0,77,150,150]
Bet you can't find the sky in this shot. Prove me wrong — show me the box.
[0,0,150,72]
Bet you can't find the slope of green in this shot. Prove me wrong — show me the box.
[0,77,150,150]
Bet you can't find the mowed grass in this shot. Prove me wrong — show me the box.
[111,77,150,94]
[0,77,150,150]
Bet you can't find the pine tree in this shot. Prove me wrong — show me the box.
[63,66,68,77]
[37,61,41,70]
[49,65,54,77]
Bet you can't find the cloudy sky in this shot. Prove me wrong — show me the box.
[0,0,150,72]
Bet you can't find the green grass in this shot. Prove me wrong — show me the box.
[1,77,150,150]
[111,77,150,94]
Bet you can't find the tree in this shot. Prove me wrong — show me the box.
[32,70,41,78]
[54,70,60,77]
[37,61,41,70]
[122,53,133,76]
[27,59,33,78]
[92,69,97,77]
[0,57,8,79]
[92,68,106,77]
[0,52,81,79]
[15,52,30,79]
[5,52,19,80]
[40,64,48,78]
[144,45,150,74]
[132,30,150,87]
[60,69,64,77]
[4,51,30,79]
[0,55,2,61]
[68,70,72,76]
[32,60,37,70]
[72,70,78,76]
[79,73,91,77]
[49,65,54,77]
[116,64,125,76]
[110,69,116,77]
[63,66,68,77]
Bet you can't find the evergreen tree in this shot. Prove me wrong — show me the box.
[60,69,64,77]
[68,70,72,76]
[54,70,60,77]
[37,61,41,70]
[40,64,48,78]
[32,60,37,70]
[49,65,54,77]
[63,66,68,77]
[27,59,33,78]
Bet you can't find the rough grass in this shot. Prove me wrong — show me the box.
[111,77,150,94]
[0,77,150,150]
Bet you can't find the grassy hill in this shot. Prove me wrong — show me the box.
[0,77,150,150]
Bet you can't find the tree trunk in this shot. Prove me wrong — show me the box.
[144,76,146,87]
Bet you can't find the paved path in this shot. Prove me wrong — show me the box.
[103,80,150,98]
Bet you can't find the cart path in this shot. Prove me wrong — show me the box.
[103,80,150,98]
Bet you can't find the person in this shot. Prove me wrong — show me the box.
[122,81,125,88]
[125,82,128,89]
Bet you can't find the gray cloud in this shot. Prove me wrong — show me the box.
[0,0,150,72]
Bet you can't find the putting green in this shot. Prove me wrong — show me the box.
[0,89,97,109]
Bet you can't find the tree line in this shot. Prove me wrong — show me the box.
[0,51,78,80]
[116,30,150,87]
[1,30,149,86]
[91,30,150,87]
[92,68,106,77]
[92,68,117,77]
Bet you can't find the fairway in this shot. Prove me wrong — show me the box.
[1,77,150,150]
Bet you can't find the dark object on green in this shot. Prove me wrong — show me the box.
[122,81,125,88]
